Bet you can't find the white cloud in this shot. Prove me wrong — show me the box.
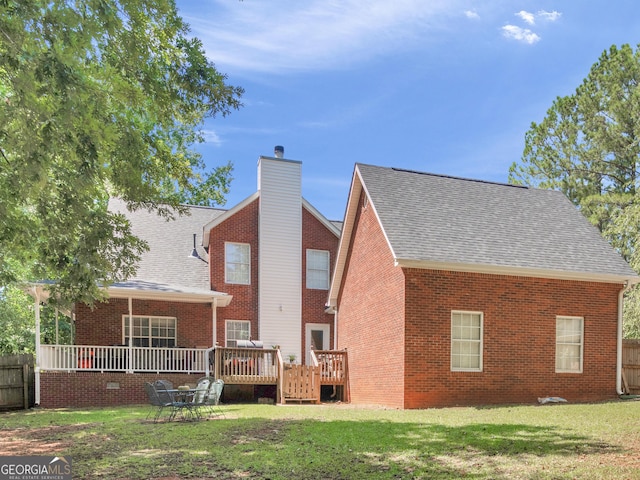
[538,10,561,22]
[202,130,222,146]
[178,0,469,75]
[501,25,540,45]
[516,10,535,25]
[464,10,479,20]
[515,9,561,25]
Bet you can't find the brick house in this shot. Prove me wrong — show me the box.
[328,164,638,409]
[37,148,341,407]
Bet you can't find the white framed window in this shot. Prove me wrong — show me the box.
[451,311,483,372]
[225,320,251,347]
[123,316,176,347]
[556,316,583,373]
[307,249,330,290]
[225,242,250,284]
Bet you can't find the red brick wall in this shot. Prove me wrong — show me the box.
[75,299,213,348]
[208,199,260,343]
[404,270,622,408]
[207,199,339,353]
[336,193,623,409]
[39,371,204,408]
[302,207,339,357]
[337,192,406,408]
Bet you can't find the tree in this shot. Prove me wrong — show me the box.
[0,286,35,355]
[509,44,640,336]
[0,0,243,304]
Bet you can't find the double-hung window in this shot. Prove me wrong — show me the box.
[451,311,483,372]
[225,320,251,347]
[556,316,583,373]
[123,316,176,347]
[225,242,250,284]
[306,249,330,290]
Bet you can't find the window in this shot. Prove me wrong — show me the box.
[123,316,176,347]
[307,249,330,290]
[451,311,483,372]
[556,316,583,373]
[225,320,251,347]
[225,242,250,284]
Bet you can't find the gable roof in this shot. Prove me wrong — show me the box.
[108,198,231,304]
[329,164,637,306]
[201,193,341,247]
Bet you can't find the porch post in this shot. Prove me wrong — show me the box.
[55,308,59,345]
[33,287,41,405]
[127,296,133,373]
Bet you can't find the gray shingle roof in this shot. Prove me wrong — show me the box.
[357,164,637,279]
[108,198,225,292]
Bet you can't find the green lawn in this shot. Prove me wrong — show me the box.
[1,400,639,479]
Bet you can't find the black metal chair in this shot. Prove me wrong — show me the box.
[144,382,173,422]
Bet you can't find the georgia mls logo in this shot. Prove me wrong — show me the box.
[0,456,72,480]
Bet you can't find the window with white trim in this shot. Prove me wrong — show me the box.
[451,311,483,372]
[556,316,583,373]
[306,249,330,290]
[225,320,251,347]
[225,242,250,284]
[123,316,176,347]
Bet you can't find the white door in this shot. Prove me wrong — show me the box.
[306,323,330,364]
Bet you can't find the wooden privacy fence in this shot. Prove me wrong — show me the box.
[622,339,640,394]
[0,354,35,410]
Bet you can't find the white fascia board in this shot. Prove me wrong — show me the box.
[107,286,233,305]
[327,171,361,307]
[202,191,260,247]
[395,258,639,285]
[302,198,341,237]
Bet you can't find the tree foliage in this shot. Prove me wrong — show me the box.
[509,44,640,336]
[0,0,243,304]
[0,286,35,355]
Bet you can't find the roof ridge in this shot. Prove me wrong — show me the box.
[390,167,528,189]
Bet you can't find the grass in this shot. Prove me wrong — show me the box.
[1,400,640,479]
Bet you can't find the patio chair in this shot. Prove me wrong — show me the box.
[144,382,174,423]
[154,379,173,391]
[153,379,192,421]
[205,379,225,418]
[189,377,211,420]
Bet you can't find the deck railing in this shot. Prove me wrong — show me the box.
[39,345,349,401]
[39,345,211,374]
[215,347,280,385]
[311,350,349,385]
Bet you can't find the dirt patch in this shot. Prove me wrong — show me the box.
[0,424,93,455]
[228,419,288,446]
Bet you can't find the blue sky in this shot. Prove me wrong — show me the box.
[174,0,640,221]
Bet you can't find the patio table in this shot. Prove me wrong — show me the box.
[166,388,197,421]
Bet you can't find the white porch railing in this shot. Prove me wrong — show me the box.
[39,345,213,374]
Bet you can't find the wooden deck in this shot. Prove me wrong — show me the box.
[214,347,349,403]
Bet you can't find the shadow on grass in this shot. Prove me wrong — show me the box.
[57,416,620,479]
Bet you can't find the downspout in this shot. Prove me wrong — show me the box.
[212,298,217,347]
[617,281,634,395]
[333,308,338,350]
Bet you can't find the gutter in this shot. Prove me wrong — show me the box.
[618,281,635,395]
